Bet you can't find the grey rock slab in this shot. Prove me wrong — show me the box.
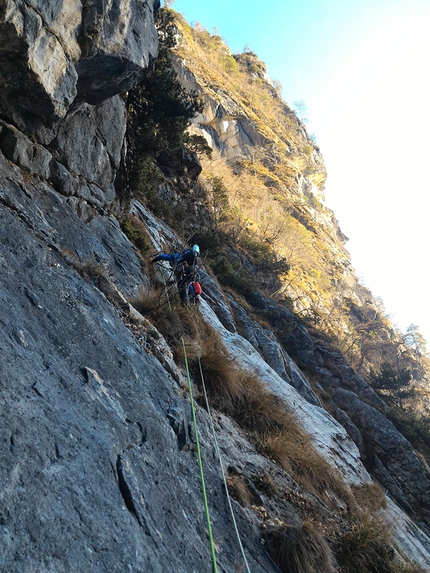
[0,171,279,572]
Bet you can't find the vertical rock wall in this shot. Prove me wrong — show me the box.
[0,0,160,213]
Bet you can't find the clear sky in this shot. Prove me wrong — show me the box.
[169,0,430,345]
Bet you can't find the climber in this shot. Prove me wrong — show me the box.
[152,244,202,304]
[152,244,200,267]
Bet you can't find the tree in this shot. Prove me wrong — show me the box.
[403,324,428,357]
[127,8,203,158]
[369,362,414,408]
[292,99,309,124]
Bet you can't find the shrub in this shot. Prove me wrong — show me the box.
[369,362,413,407]
[127,9,203,158]
[120,216,149,252]
[192,228,228,255]
[211,256,256,298]
[387,407,430,464]
[240,234,290,276]
[133,157,172,219]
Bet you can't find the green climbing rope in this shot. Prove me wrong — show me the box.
[182,336,218,573]
[197,356,252,573]
[184,304,251,573]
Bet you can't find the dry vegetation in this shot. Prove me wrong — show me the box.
[167,10,430,388]
[264,518,337,573]
[169,13,395,370]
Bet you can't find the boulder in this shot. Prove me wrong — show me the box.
[0,122,52,178]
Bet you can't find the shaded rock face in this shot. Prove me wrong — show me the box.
[0,0,159,213]
[0,0,159,125]
[333,388,430,527]
[0,169,282,573]
[157,147,202,181]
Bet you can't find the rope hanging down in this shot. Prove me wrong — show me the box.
[197,356,252,573]
[158,273,249,572]
[182,336,218,573]
[183,304,251,573]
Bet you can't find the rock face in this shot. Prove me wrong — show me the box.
[0,0,159,124]
[0,0,159,213]
[1,2,430,572]
[333,388,430,522]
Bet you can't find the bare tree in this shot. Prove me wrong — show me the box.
[293,99,309,124]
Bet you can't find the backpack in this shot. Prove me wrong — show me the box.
[188,281,203,302]
[191,281,202,296]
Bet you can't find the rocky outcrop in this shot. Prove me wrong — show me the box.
[0,0,159,213]
[333,388,430,527]
[0,166,280,573]
[0,0,159,126]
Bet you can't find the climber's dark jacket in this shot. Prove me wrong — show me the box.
[152,248,196,266]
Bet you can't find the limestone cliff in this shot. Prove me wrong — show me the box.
[0,3,430,573]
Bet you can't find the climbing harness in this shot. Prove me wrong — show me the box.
[182,337,218,573]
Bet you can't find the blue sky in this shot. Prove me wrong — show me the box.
[169,0,430,346]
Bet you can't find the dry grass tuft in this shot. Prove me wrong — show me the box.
[130,284,165,315]
[261,432,296,474]
[174,335,202,363]
[260,430,342,501]
[351,482,387,512]
[197,330,246,409]
[251,473,276,497]
[131,287,204,360]
[233,375,292,435]
[226,473,256,508]
[197,331,354,507]
[77,260,108,282]
[61,248,108,284]
[265,517,337,573]
[336,513,398,573]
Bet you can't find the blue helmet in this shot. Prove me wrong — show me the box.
[192,244,200,256]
